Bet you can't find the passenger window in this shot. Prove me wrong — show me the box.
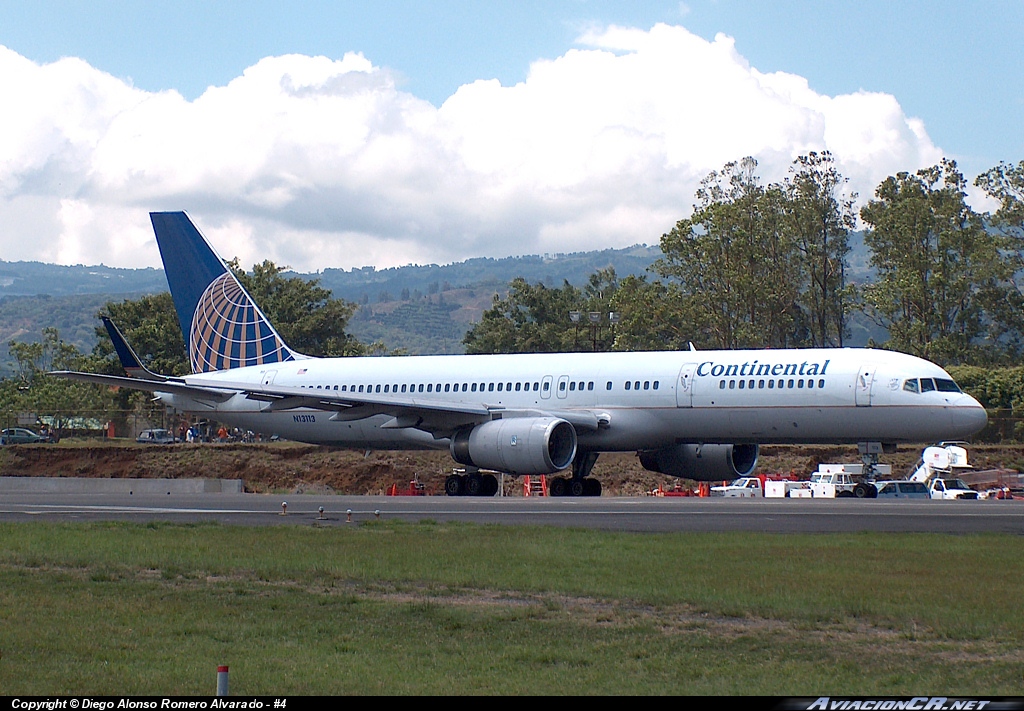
[506,382,512,391]
[384,385,390,393]
[515,383,521,391]
[729,380,736,389]
[533,383,539,391]
[634,381,640,390]
[589,382,594,390]
[807,380,814,389]
[739,380,745,389]
[427,384,433,392]
[401,385,407,393]
[798,379,804,388]
[643,381,649,390]
[375,384,382,393]
[569,382,576,391]
[559,381,566,391]
[444,384,450,392]
[720,380,726,389]
[462,384,468,392]
[471,383,477,392]
[768,380,774,389]
[488,383,494,391]
[606,381,612,390]
[818,379,825,388]
[497,383,503,392]
[625,381,631,390]
[652,381,658,390]
[787,380,794,388]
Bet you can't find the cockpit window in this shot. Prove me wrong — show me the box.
[903,379,920,393]
[935,378,962,393]
[919,378,936,393]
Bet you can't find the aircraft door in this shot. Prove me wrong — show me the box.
[541,375,553,399]
[261,370,278,386]
[556,375,569,399]
[676,363,697,407]
[855,365,876,406]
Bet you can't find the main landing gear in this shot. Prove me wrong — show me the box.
[548,451,602,497]
[547,476,602,497]
[444,472,499,497]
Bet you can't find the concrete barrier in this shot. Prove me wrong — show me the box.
[0,477,244,494]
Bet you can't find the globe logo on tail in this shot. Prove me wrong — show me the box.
[189,272,294,373]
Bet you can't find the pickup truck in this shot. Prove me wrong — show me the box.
[710,475,810,498]
[929,477,979,500]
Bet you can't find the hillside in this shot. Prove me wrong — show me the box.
[0,236,886,364]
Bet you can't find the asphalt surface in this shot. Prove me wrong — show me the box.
[1,491,1022,533]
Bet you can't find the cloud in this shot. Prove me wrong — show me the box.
[0,24,943,271]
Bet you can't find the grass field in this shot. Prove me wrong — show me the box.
[0,521,1021,695]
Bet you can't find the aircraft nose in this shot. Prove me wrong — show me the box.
[951,395,987,436]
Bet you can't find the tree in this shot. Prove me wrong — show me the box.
[975,160,1024,238]
[654,157,806,349]
[98,293,190,376]
[1,328,114,432]
[608,275,689,351]
[785,151,857,347]
[463,270,621,354]
[860,160,1020,364]
[229,260,374,357]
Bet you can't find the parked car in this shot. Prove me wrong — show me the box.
[874,481,930,499]
[136,428,178,444]
[0,427,49,445]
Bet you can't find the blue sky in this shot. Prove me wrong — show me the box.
[0,1,1020,269]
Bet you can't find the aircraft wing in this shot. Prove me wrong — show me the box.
[52,371,608,435]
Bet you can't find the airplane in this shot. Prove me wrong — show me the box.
[53,211,988,497]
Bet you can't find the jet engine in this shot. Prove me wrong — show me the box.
[638,443,759,481]
[450,417,577,475]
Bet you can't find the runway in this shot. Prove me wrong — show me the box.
[1,490,1022,533]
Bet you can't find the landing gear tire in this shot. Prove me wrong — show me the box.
[570,479,585,497]
[853,482,876,499]
[466,473,483,496]
[444,474,464,496]
[549,477,568,497]
[482,474,499,496]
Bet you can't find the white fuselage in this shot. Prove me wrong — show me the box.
[158,347,987,452]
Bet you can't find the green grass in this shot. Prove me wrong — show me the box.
[0,522,1021,694]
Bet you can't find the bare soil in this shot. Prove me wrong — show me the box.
[2,440,1022,496]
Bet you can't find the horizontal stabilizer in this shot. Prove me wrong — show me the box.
[101,317,165,381]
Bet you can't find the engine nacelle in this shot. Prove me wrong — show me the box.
[450,417,577,475]
[638,443,759,481]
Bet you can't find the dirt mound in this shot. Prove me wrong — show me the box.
[1,441,1021,495]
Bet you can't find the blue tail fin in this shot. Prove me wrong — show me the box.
[149,212,299,374]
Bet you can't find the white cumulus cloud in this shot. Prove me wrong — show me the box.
[0,24,942,271]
